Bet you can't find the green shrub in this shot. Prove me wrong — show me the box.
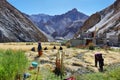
[88,43,95,50]
[0,49,28,80]
[66,42,71,48]
[26,42,33,45]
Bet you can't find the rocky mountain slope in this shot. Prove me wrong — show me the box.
[75,0,120,46]
[0,0,48,42]
[27,8,89,40]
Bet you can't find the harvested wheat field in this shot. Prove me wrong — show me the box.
[0,42,120,79]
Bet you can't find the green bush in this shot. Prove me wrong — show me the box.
[0,49,28,80]
[88,43,95,50]
[66,42,71,48]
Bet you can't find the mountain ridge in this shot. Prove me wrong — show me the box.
[26,8,89,40]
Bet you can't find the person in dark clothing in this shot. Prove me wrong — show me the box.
[37,42,42,57]
[99,58,104,72]
[95,53,102,67]
[94,53,104,72]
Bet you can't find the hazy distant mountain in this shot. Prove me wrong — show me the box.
[75,0,120,46]
[26,8,89,40]
[0,0,47,42]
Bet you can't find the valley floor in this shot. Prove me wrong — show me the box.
[0,42,120,79]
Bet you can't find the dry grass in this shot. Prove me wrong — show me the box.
[83,50,120,65]
[0,42,35,51]
[0,42,120,73]
[0,42,66,51]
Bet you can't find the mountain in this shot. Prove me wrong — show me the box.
[0,0,48,42]
[75,0,120,46]
[27,8,89,40]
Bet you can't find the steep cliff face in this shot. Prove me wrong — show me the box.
[0,0,48,42]
[76,0,120,40]
[79,12,101,32]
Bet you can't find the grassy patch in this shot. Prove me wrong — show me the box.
[0,49,28,80]
[28,67,65,80]
[76,66,120,80]
[109,48,120,52]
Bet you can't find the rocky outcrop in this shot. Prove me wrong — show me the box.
[80,12,101,32]
[75,0,120,46]
[0,0,48,42]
